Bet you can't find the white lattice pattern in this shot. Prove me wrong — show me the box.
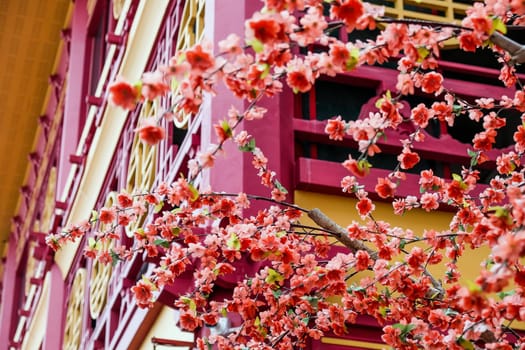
[125,101,158,237]
[176,0,206,52]
[89,192,116,319]
[173,0,206,129]
[63,268,86,350]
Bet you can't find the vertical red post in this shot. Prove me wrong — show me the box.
[0,236,18,349]
[42,264,65,350]
[208,0,295,199]
[57,0,89,199]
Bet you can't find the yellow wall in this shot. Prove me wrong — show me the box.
[139,306,194,350]
[294,191,489,287]
[294,190,509,347]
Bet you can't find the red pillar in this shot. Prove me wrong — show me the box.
[42,264,65,350]
[208,0,294,198]
[0,236,18,349]
[57,0,89,199]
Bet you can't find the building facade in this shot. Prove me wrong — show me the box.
[0,0,523,349]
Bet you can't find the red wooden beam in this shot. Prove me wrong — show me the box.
[151,337,193,347]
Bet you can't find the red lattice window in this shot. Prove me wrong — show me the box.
[293,64,521,197]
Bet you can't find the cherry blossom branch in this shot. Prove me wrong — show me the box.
[205,192,308,212]
[308,208,445,297]
[375,17,471,31]
[307,208,376,256]
[490,31,525,65]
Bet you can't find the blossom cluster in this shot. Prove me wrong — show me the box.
[47,0,525,348]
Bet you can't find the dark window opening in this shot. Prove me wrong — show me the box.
[366,0,395,7]
[401,94,519,149]
[347,28,380,43]
[453,0,476,5]
[172,126,187,147]
[440,36,525,78]
[302,79,377,121]
[404,2,446,17]
[448,108,522,149]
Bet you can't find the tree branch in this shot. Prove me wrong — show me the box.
[308,207,444,298]
[490,31,525,65]
[308,208,376,256]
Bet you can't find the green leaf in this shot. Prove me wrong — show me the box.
[221,120,233,139]
[258,63,270,79]
[452,173,463,182]
[392,323,416,343]
[171,227,180,236]
[153,201,164,214]
[457,337,475,350]
[88,237,98,249]
[498,208,511,221]
[416,47,429,62]
[227,233,241,250]
[379,306,388,317]
[90,210,98,222]
[274,179,288,194]
[302,295,319,309]
[133,81,143,95]
[491,17,507,35]
[239,138,256,152]
[247,38,264,53]
[358,159,372,174]
[488,206,509,219]
[180,296,197,312]
[466,280,481,293]
[348,285,366,293]
[153,238,170,248]
[467,149,478,167]
[444,308,459,316]
[141,276,158,291]
[265,268,284,285]
[392,323,416,332]
[345,47,360,71]
[272,289,282,299]
[276,230,286,238]
[497,290,515,299]
[136,228,145,237]
[110,250,121,266]
[188,183,199,201]
[170,77,179,92]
